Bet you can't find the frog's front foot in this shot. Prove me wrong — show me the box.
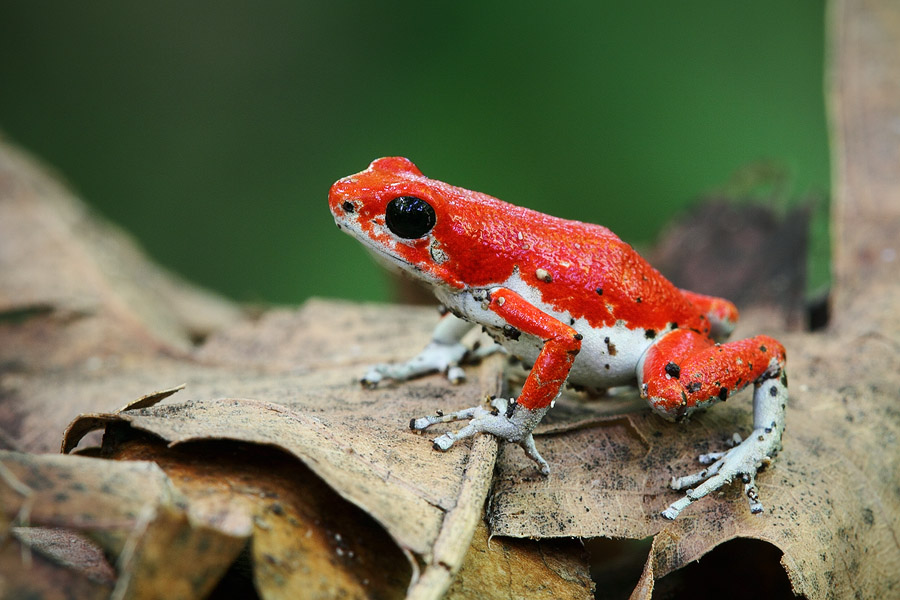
[662,427,782,520]
[410,397,551,475]
[361,340,470,387]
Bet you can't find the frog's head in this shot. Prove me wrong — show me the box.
[329,157,471,288]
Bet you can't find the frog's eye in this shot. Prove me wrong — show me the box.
[385,196,436,239]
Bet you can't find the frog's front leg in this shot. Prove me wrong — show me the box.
[410,287,581,474]
[637,329,788,519]
[362,312,474,386]
[411,396,552,474]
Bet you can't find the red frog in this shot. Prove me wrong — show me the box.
[329,157,788,519]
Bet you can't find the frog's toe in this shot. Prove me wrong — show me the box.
[446,365,466,384]
[432,433,456,451]
[410,405,482,432]
[360,367,385,387]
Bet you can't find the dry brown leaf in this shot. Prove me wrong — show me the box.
[446,519,594,599]
[62,362,492,559]
[0,451,248,599]
[0,138,239,453]
[11,527,117,586]
[109,433,412,599]
[3,0,900,596]
[0,450,187,557]
[0,535,113,600]
[115,505,247,600]
[59,353,509,598]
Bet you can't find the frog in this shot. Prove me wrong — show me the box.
[328,157,788,519]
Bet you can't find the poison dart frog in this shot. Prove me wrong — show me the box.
[329,157,788,519]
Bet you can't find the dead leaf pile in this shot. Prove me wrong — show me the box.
[2,1,900,597]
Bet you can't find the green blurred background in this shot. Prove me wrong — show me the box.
[0,1,829,305]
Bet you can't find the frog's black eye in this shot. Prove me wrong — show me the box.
[385,196,436,239]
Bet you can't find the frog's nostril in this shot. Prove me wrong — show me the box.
[341,201,355,213]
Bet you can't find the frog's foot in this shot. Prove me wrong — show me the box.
[362,340,469,387]
[410,397,551,475]
[662,428,782,520]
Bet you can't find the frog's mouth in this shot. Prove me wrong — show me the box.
[362,243,411,276]
[360,242,446,288]
[333,213,399,268]
[333,207,447,286]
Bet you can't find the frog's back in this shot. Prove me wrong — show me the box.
[441,193,704,332]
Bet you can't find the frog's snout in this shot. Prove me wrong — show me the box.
[331,200,357,231]
[328,179,356,223]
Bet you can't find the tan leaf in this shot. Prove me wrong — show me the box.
[109,433,413,599]
[0,451,248,599]
[11,527,117,587]
[3,0,900,596]
[62,359,498,560]
[0,535,113,600]
[446,519,594,599]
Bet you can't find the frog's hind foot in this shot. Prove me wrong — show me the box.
[642,333,789,519]
[661,425,781,520]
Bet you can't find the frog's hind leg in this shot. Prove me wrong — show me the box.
[636,329,788,519]
[679,290,739,342]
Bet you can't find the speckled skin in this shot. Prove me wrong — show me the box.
[329,157,789,518]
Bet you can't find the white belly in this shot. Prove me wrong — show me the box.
[434,274,666,389]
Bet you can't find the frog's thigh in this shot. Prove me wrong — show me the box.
[637,329,784,421]
[678,290,739,341]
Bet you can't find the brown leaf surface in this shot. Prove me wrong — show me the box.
[61,350,497,560]
[446,520,594,600]
[487,329,900,596]
[0,450,187,557]
[109,434,412,600]
[11,527,117,586]
[0,137,241,453]
[3,0,900,597]
[0,535,112,600]
[0,450,248,599]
